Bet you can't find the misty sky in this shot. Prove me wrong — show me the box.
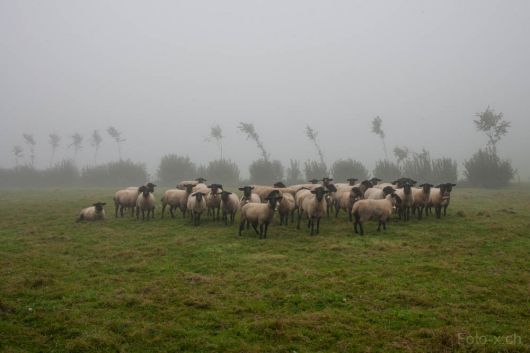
[1,0,529,179]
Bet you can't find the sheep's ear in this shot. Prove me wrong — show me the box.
[238,187,244,191]
[451,183,457,186]
[100,202,106,206]
[250,186,255,190]
[310,190,316,194]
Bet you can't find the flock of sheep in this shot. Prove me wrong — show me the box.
[77,176,456,238]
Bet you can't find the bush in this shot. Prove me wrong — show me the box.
[81,160,147,187]
[0,160,80,187]
[373,160,401,182]
[331,159,369,181]
[286,160,303,185]
[157,154,197,185]
[401,149,433,183]
[464,149,513,188]
[203,159,240,186]
[431,158,458,185]
[304,160,328,181]
[249,159,284,185]
[44,160,80,186]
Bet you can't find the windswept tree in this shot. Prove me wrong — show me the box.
[12,145,23,167]
[238,122,269,161]
[393,146,409,166]
[371,116,388,159]
[69,133,83,162]
[48,133,61,167]
[206,124,224,160]
[305,125,326,167]
[107,126,125,160]
[23,134,36,167]
[90,130,103,165]
[474,106,510,153]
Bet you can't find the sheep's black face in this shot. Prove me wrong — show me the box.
[309,179,319,184]
[370,177,381,185]
[403,183,412,194]
[209,184,221,194]
[239,186,253,198]
[392,194,402,206]
[274,182,286,188]
[196,177,207,183]
[382,186,395,196]
[322,177,333,185]
[147,183,156,192]
[325,184,337,193]
[194,193,205,201]
[93,202,106,211]
[185,184,194,193]
[350,187,363,202]
[420,183,433,193]
[347,178,358,186]
[139,186,150,197]
[361,180,373,189]
[220,191,231,202]
[311,187,327,201]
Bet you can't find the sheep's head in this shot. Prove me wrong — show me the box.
[208,184,222,194]
[391,193,402,207]
[370,177,382,185]
[220,191,232,202]
[382,186,396,196]
[192,192,206,201]
[273,181,286,188]
[265,190,282,210]
[238,186,254,198]
[360,180,373,191]
[311,186,327,201]
[184,184,194,193]
[419,183,434,193]
[308,178,320,184]
[350,187,363,203]
[347,178,358,186]
[93,202,106,211]
[195,177,207,183]
[139,185,150,197]
[322,177,333,185]
[146,182,156,192]
[403,182,412,194]
[324,183,337,193]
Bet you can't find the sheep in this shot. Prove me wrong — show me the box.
[323,183,338,217]
[364,187,386,200]
[411,183,434,219]
[334,178,359,189]
[369,177,382,186]
[440,183,456,216]
[239,190,283,239]
[395,182,414,221]
[161,184,194,218]
[187,192,208,226]
[136,185,156,220]
[295,187,312,218]
[297,186,329,235]
[334,187,364,221]
[353,180,374,197]
[427,183,456,218]
[220,191,240,225]
[205,184,223,221]
[113,183,155,217]
[352,188,402,235]
[278,192,296,225]
[238,186,262,207]
[76,202,106,222]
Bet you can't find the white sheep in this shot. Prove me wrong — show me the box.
[161,184,194,218]
[136,185,156,220]
[239,190,283,239]
[220,191,240,225]
[394,182,414,221]
[114,182,155,217]
[411,183,433,219]
[187,192,208,226]
[427,183,456,218]
[278,192,296,225]
[238,186,262,208]
[76,202,106,222]
[352,190,402,235]
[297,187,328,235]
[334,187,364,221]
[205,184,223,221]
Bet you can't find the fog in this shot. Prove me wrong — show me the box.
[1,0,529,179]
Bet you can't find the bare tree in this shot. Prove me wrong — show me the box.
[12,146,23,167]
[393,146,409,166]
[238,122,269,161]
[371,116,388,159]
[107,126,125,160]
[206,124,224,160]
[90,130,103,165]
[474,107,510,153]
[22,134,36,167]
[305,125,326,167]
[48,133,61,167]
[69,133,83,162]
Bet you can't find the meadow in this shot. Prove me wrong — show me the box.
[0,187,529,353]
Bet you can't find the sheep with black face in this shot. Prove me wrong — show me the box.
[239,190,283,239]
[77,202,106,222]
[297,186,329,235]
[352,186,402,235]
[220,191,240,225]
[136,185,156,220]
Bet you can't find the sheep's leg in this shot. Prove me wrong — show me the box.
[120,206,125,217]
[238,221,245,236]
[316,217,320,235]
[417,207,424,220]
[223,211,228,226]
[230,212,235,225]
[377,220,382,232]
[115,204,119,218]
[348,210,352,222]
[436,206,442,219]
[309,218,314,236]
[197,213,201,226]
[335,206,340,218]
[259,224,264,238]
[443,205,448,216]
[264,223,269,238]
[251,222,259,235]
[382,220,387,230]
[296,212,302,230]
[291,210,295,223]
[359,222,364,236]
[169,206,176,219]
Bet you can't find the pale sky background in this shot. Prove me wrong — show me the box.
[1,0,529,179]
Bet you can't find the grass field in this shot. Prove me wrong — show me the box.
[0,187,529,353]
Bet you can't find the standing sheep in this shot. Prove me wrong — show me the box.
[334,187,363,221]
[161,184,194,218]
[278,192,296,225]
[206,184,223,221]
[395,182,414,221]
[136,185,156,221]
[412,183,433,219]
[76,202,106,222]
[352,188,402,235]
[187,192,208,226]
[239,191,283,239]
[297,186,328,236]
[220,191,240,225]
[238,186,261,207]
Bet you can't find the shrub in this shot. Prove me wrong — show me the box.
[464,149,513,188]
[157,154,197,185]
[285,160,303,185]
[203,159,240,186]
[0,160,80,187]
[331,159,369,181]
[402,149,433,183]
[304,160,328,180]
[43,160,80,186]
[373,160,401,182]
[431,158,458,185]
[249,159,284,185]
[81,160,147,187]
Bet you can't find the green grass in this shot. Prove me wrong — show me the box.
[0,187,529,353]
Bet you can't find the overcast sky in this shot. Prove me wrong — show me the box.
[1,0,529,179]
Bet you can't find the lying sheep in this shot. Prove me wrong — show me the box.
[297,186,329,235]
[239,190,283,239]
[278,192,296,225]
[187,192,208,226]
[76,202,106,222]
[136,185,156,220]
[161,184,194,218]
[220,191,240,225]
[412,183,433,219]
[395,182,414,221]
[352,188,402,235]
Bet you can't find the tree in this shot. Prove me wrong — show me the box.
[393,146,409,166]
[464,149,513,188]
[207,124,224,160]
[12,146,23,167]
[157,154,197,185]
[371,116,388,159]
[238,122,269,161]
[90,130,103,165]
[305,125,326,168]
[248,159,284,184]
[48,133,61,167]
[331,159,369,181]
[107,126,125,160]
[286,160,303,185]
[474,107,510,153]
[373,160,401,181]
[69,133,83,162]
[23,134,36,167]
[304,160,328,181]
